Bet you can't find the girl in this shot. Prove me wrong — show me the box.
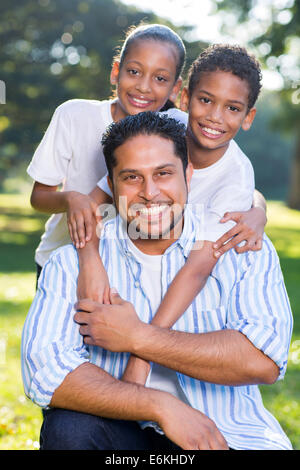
[28,23,187,287]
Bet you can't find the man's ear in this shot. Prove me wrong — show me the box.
[242,107,256,131]
[180,86,190,112]
[110,61,120,86]
[169,77,183,104]
[107,174,113,193]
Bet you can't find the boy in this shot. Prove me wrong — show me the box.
[119,44,266,383]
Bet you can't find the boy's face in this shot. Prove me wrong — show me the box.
[181,70,256,154]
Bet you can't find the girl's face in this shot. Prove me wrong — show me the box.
[111,39,182,122]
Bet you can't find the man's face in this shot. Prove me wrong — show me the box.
[108,134,192,243]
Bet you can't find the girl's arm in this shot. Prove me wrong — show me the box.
[31,182,113,303]
[30,181,101,248]
[74,186,113,303]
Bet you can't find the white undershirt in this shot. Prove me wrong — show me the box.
[126,237,189,404]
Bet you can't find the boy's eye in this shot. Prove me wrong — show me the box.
[228,105,240,112]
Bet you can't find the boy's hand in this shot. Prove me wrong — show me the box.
[121,356,151,386]
[213,206,267,257]
[77,257,110,304]
[66,192,100,249]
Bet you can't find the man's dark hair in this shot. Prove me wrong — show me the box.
[188,44,262,110]
[102,112,188,180]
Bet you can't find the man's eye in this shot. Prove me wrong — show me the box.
[156,76,167,82]
[200,97,210,104]
[124,175,138,181]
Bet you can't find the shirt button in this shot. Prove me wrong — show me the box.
[134,281,140,288]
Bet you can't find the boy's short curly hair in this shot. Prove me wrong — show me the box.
[188,44,262,110]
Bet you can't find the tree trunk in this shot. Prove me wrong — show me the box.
[288,133,300,210]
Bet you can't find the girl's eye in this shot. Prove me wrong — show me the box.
[128,69,139,76]
[200,97,211,104]
[156,76,167,83]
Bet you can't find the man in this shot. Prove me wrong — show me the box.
[22,112,293,450]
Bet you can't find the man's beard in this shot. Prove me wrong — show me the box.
[126,203,185,240]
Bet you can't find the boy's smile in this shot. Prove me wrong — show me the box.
[181,70,256,168]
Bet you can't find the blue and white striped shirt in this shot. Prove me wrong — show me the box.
[21,208,293,450]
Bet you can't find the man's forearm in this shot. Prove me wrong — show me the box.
[50,362,166,422]
[50,362,228,450]
[132,326,279,386]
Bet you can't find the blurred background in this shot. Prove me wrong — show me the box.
[0,0,299,450]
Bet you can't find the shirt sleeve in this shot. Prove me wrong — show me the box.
[201,182,255,242]
[97,173,113,197]
[21,245,90,408]
[224,236,293,380]
[26,102,73,186]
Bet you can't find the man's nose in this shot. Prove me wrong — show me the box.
[139,178,160,200]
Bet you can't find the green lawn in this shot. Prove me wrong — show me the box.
[0,194,299,450]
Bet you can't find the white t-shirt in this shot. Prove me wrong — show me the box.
[27,99,188,266]
[98,138,255,242]
[126,237,189,405]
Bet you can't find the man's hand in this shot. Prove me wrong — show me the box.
[213,206,267,258]
[74,289,144,352]
[158,395,229,450]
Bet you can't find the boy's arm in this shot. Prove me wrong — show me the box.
[122,242,217,384]
[212,189,267,257]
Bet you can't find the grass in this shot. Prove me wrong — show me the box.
[0,194,299,450]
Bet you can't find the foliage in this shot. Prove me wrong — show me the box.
[0,0,204,186]
[0,194,299,449]
[214,0,300,208]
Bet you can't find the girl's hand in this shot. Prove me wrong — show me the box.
[213,206,267,258]
[66,192,100,249]
[77,257,110,304]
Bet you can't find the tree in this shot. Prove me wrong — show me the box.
[213,0,300,209]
